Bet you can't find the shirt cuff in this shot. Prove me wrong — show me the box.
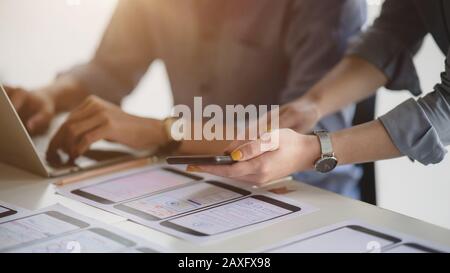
[379,98,447,165]
[346,29,422,96]
[57,63,128,105]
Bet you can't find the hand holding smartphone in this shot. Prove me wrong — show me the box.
[166,155,235,165]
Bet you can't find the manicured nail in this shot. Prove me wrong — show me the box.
[231,150,243,161]
[186,165,202,172]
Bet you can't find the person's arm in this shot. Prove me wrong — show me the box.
[56,0,156,107]
[5,0,157,135]
[182,0,368,155]
[280,0,428,133]
[278,0,372,133]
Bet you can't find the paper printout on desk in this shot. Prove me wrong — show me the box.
[0,200,30,223]
[0,204,164,253]
[263,220,450,253]
[57,165,317,243]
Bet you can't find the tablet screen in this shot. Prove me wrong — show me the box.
[73,168,202,204]
[9,228,135,253]
[269,225,400,253]
[115,181,250,220]
[161,195,300,236]
[0,211,88,250]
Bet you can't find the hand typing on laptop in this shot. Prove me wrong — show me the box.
[3,85,55,136]
[46,95,167,163]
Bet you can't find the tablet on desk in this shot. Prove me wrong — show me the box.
[160,195,301,236]
[71,167,202,205]
[114,181,251,221]
[0,205,17,219]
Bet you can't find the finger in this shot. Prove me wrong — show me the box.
[224,140,249,154]
[46,128,65,163]
[72,124,111,157]
[61,115,106,157]
[191,160,257,178]
[5,88,27,112]
[230,131,279,161]
[66,97,101,122]
[27,111,50,135]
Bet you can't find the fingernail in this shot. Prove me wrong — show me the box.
[231,150,243,161]
[186,165,202,172]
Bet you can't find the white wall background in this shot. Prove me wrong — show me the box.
[0,0,449,228]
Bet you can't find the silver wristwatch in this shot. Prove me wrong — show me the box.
[313,130,338,173]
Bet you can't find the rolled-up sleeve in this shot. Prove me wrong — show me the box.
[380,49,450,165]
[60,0,156,104]
[346,0,427,96]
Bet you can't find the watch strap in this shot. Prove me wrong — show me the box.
[315,130,333,156]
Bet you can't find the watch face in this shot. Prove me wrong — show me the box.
[315,157,338,173]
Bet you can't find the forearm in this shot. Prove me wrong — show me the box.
[303,56,388,118]
[37,75,90,113]
[331,119,401,165]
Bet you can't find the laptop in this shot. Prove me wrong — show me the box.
[0,84,155,177]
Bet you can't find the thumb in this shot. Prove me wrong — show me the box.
[27,111,50,134]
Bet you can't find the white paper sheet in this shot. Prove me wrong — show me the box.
[0,204,165,253]
[57,164,317,243]
[0,200,30,223]
[262,220,450,253]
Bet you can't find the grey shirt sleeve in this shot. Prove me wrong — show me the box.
[59,0,156,104]
[346,0,427,96]
[379,48,450,165]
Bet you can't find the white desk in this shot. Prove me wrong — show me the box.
[1,161,449,252]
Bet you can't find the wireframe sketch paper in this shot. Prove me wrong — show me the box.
[57,164,318,243]
[262,220,450,253]
[0,200,30,223]
[0,204,165,253]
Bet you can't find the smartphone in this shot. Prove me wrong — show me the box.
[166,155,235,165]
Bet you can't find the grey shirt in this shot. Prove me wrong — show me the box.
[348,0,450,165]
[62,0,366,198]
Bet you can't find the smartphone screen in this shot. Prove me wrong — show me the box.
[160,195,301,236]
[384,243,440,253]
[0,205,17,218]
[0,211,89,250]
[268,225,400,253]
[114,181,251,220]
[72,167,202,204]
[9,228,135,253]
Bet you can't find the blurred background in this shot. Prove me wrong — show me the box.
[0,0,449,229]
